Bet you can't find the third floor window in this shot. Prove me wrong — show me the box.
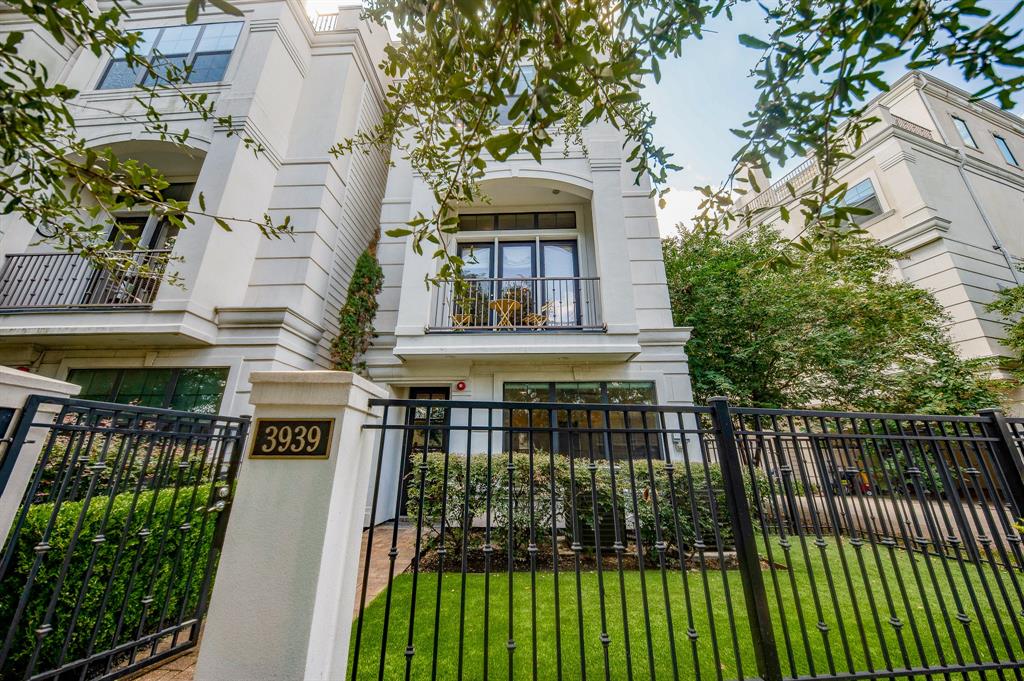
[995,135,1020,167]
[951,116,979,149]
[98,22,243,90]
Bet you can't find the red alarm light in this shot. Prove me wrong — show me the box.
[455,380,467,392]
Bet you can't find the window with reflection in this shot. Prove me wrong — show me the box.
[68,367,229,413]
[98,22,242,89]
[503,382,660,459]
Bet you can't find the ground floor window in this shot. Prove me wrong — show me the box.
[67,367,229,414]
[502,381,660,459]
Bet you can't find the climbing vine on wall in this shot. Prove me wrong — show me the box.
[331,245,384,374]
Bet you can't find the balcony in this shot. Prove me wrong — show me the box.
[428,276,603,332]
[0,250,169,312]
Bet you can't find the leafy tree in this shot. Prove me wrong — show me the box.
[1,0,289,279]
[343,0,1024,279]
[987,267,1024,378]
[6,1,1024,282]
[662,225,1005,413]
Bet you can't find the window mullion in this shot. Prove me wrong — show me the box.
[187,25,205,77]
[135,27,163,86]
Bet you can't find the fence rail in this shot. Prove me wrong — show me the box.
[352,398,1024,681]
[428,276,603,332]
[0,397,248,681]
[0,251,170,311]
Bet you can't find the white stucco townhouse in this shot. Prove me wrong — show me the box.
[0,1,697,446]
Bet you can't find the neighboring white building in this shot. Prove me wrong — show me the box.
[0,1,695,435]
[0,2,391,416]
[733,71,1024,407]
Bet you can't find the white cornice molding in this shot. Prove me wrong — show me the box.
[880,215,951,253]
[589,158,622,172]
[216,306,325,344]
[212,116,284,168]
[879,149,917,171]
[250,17,309,78]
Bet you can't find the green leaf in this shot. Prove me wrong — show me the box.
[185,0,201,23]
[209,0,245,17]
[738,34,771,50]
[483,132,523,161]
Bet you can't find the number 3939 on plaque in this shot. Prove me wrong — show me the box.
[248,418,335,459]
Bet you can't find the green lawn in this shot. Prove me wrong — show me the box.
[348,543,1023,680]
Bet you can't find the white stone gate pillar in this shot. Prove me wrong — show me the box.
[0,366,80,549]
[195,371,387,681]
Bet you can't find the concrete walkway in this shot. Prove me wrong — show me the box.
[132,524,418,681]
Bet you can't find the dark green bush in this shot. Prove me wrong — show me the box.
[0,484,216,678]
[406,453,768,565]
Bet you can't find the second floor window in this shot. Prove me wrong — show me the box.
[952,116,978,149]
[995,135,1020,166]
[98,22,242,90]
[823,178,882,225]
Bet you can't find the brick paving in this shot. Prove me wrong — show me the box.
[132,524,418,681]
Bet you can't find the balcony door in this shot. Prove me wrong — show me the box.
[458,240,579,327]
[540,242,580,326]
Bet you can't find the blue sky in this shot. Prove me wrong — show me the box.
[306,1,1023,235]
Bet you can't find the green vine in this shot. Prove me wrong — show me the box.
[331,245,384,374]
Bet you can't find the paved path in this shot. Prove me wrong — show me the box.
[132,524,418,681]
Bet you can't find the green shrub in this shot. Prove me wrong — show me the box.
[406,453,768,566]
[0,484,216,678]
[332,248,384,373]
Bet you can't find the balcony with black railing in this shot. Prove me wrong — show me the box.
[0,250,169,312]
[428,276,603,332]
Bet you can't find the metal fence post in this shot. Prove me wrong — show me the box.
[709,397,783,681]
[978,408,1024,517]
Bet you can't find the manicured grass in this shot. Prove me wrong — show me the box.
[349,543,1023,680]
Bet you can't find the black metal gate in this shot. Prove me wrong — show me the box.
[0,396,248,681]
[351,397,1024,681]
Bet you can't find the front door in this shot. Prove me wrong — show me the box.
[401,387,451,514]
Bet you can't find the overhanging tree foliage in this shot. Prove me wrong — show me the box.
[987,266,1024,379]
[662,226,1006,413]
[342,0,1024,280]
[6,1,1024,282]
[2,0,290,279]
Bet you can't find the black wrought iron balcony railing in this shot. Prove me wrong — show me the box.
[428,276,603,332]
[0,250,170,311]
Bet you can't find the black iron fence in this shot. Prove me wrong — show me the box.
[428,276,603,331]
[0,396,248,681]
[352,398,1024,681]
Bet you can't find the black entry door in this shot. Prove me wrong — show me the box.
[401,387,451,514]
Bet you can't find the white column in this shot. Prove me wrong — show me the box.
[195,370,387,681]
[0,366,80,549]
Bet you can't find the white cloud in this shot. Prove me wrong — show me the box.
[656,185,705,237]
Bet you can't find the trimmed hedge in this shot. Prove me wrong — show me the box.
[406,453,768,565]
[0,484,216,678]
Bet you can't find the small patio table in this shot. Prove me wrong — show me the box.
[489,298,521,329]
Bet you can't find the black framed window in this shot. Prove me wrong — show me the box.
[503,381,659,459]
[67,367,229,414]
[952,116,978,149]
[458,212,576,231]
[458,240,578,279]
[995,135,1020,167]
[822,178,882,225]
[97,22,242,90]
